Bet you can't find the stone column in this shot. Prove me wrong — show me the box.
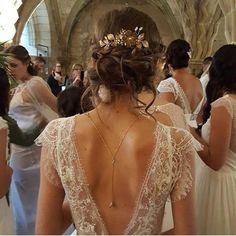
[218,0,236,43]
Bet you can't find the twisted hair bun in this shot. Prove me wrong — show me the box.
[89,46,156,95]
[165,39,191,69]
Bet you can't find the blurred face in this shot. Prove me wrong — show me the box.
[55,63,62,73]
[71,65,82,79]
[6,56,29,81]
[34,61,45,73]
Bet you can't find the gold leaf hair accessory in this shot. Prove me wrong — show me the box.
[99,27,149,49]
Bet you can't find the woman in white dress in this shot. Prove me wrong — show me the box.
[157,39,204,128]
[36,8,200,235]
[0,67,46,234]
[191,44,236,234]
[5,45,57,234]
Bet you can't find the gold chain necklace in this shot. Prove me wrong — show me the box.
[87,111,139,208]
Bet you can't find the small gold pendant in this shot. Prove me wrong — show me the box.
[109,201,115,208]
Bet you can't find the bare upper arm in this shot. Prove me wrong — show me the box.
[36,146,67,234]
[154,111,173,126]
[171,189,196,234]
[0,128,12,198]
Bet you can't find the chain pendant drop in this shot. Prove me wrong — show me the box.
[109,201,115,208]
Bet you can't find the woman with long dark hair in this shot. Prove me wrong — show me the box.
[191,44,236,234]
[157,39,204,128]
[4,45,57,234]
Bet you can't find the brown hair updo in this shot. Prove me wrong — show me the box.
[87,7,163,111]
[5,45,37,76]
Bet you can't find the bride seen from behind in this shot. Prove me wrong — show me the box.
[36,7,198,235]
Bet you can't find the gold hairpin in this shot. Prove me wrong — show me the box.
[99,27,149,50]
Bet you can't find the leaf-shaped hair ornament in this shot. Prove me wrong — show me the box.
[99,27,149,50]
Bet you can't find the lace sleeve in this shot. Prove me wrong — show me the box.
[170,129,202,202]
[211,95,233,118]
[26,76,57,112]
[36,119,63,188]
[157,79,177,101]
[157,104,188,130]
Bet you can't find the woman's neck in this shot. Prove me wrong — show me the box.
[96,94,138,116]
[20,73,31,83]
[171,67,190,76]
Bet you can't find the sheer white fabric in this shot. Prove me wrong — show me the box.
[36,116,201,235]
[157,77,204,127]
[8,76,56,234]
[196,95,236,234]
[151,103,188,130]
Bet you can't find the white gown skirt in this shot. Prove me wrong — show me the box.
[196,165,236,234]
[10,144,41,235]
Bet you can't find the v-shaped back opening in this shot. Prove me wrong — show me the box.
[70,115,161,234]
[172,78,204,114]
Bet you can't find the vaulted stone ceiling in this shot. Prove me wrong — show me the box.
[13,0,236,70]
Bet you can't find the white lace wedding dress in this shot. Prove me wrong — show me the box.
[196,95,236,234]
[157,77,204,128]
[36,116,201,234]
[9,76,57,234]
[0,117,15,234]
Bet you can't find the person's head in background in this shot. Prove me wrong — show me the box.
[54,62,62,75]
[57,86,93,117]
[165,39,191,71]
[5,45,37,82]
[202,56,213,73]
[71,63,83,81]
[0,68,10,116]
[89,7,162,109]
[32,56,46,75]
[203,45,236,123]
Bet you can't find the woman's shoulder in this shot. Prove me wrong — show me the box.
[46,116,76,132]
[158,77,175,85]
[157,124,202,151]
[27,76,47,86]
[211,95,235,117]
[36,116,77,146]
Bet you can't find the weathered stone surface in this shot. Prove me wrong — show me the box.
[13,0,234,72]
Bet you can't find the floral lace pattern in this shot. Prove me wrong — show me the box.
[212,95,234,118]
[211,95,236,153]
[36,116,201,234]
[157,77,204,116]
[152,103,188,129]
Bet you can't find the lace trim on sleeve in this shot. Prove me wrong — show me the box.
[157,78,177,101]
[170,129,202,202]
[211,95,234,118]
[156,103,188,130]
[36,118,66,188]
